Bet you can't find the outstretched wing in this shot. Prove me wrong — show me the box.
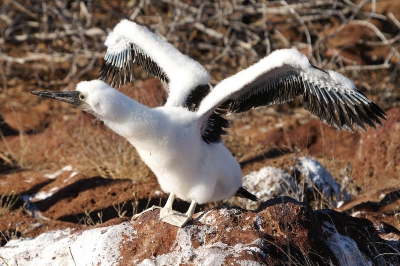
[99,19,211,107]
[197,48,386,143]
[100,37,169,87]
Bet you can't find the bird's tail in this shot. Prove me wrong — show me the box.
[235,187,258,201]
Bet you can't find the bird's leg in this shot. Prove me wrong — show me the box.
[159,193,176,222]
[164,193,176,210]
[185,200,197,217]
[159,195,197,228]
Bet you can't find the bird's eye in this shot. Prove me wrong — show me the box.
[79,93,87,101]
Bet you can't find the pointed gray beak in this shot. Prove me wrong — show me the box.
[31,91,83,108]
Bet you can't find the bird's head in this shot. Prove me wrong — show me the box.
[31,80,127,120]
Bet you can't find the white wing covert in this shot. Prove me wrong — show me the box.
[99,19,211,107]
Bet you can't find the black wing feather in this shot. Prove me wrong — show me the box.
[99,42,169,88]
[200,64,386,144]
[302,78,386,133]
[229,68,304,113]
[201,102,231,144]
[185,84,231,144]
[185,84,211,111]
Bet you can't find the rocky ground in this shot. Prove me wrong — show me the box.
[1,0,400,265]
[2,197,400,265]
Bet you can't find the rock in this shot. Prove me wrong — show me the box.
[235,108,399,229]
[1,197,399,265]
[239,156,347,210]
[351,108,400,192]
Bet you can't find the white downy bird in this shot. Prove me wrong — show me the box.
[32,19,386,227]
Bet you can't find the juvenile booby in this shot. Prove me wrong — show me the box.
[32,19,386,227]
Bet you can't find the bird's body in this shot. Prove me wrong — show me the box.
[137,126,242,204]
[32,19,386,227]
[77,81,242,204]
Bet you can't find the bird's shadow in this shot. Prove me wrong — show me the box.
[239,147,288,167]
[27,176,203,224]
[32,176,114,213]
[56,196,198,224]
[0,115,19,137]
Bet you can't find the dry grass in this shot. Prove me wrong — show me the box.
[70,120,154,180]
[0,190,18,218]
[0,110,155,180]
[1,0,399,89]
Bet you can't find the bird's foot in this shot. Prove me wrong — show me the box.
[159,208,192,228]
[132,194,196,227]
[131,205,161,221]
